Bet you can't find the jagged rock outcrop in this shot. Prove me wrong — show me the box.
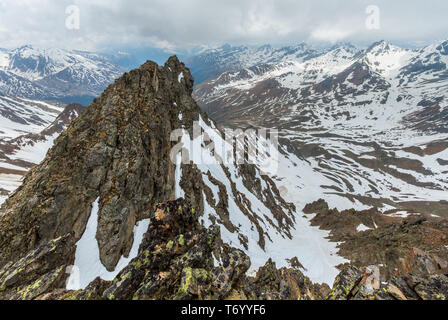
[0,234,74,300]
[328,248,448,300]
[304,199,448,280]
[0,55,296,279]
[0,56,202,271]
[0,56,298,299]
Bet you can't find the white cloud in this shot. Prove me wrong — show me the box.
[310,26,355,43]
[0,0,447,51]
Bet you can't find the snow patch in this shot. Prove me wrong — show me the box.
[356,224,372,232]
[66,198,150,290]
[387,211,412,218]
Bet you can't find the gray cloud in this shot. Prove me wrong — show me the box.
[0,0,448,51]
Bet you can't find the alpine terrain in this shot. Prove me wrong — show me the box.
[0,45,126,104]
[0,53,446,300]
[0,94,82,204]
[194,41,448,217]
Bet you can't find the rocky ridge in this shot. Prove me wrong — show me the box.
[0,56,446,300]
[1,198,446,300]
[0,56,300,294]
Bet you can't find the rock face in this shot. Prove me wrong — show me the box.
[0,56,298,298]
[303,199,448,282]
[0,56,446,300]
[0,56,202,271]
[328,248,448,300]
[28,199,328,300]
[0,55,294,272]
[0,234,74,300]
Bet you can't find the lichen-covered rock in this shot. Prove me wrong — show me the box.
[327,266,363,300]
[211,245,251,298]
[399,247,448,276]
[404,274,448,300]
[175,268,213,300]
[327,248,448,300]
[30,198,325,301]
[68,199,247,301]
[0,56,202,272]
[3,196,445,301]
[0,234,74,300]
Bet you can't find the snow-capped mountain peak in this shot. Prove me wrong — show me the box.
[362,41,413,77]
[0,45,126,103]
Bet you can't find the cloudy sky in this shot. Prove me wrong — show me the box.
[0,0,447,53]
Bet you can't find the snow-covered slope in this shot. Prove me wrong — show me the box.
[0,45,126,103]
[171,114,347,284]
[0,57,352,288]
[194,40,448,219]
[0,96,82,204]
[0,94,64,139]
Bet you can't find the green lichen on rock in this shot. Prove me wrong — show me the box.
[0,234,74,300]
[327,266,362,300]
[175,267,213,300]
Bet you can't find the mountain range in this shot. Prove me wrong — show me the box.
[194,40,448,216]
[0,45,126,105]
[0,42,447,300]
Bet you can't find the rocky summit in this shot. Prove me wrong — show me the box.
[0,56,447,300]
[0,56,202,271]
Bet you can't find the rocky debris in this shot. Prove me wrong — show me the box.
[304,199,448,300]
[0,198,446,301]
[304,199,448,280]
[0,234,74,300]
[238,259,329,300]
[33,199,324,300]
[0,56,201,271]
[304,199,392,239]
[327,248,448,300]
